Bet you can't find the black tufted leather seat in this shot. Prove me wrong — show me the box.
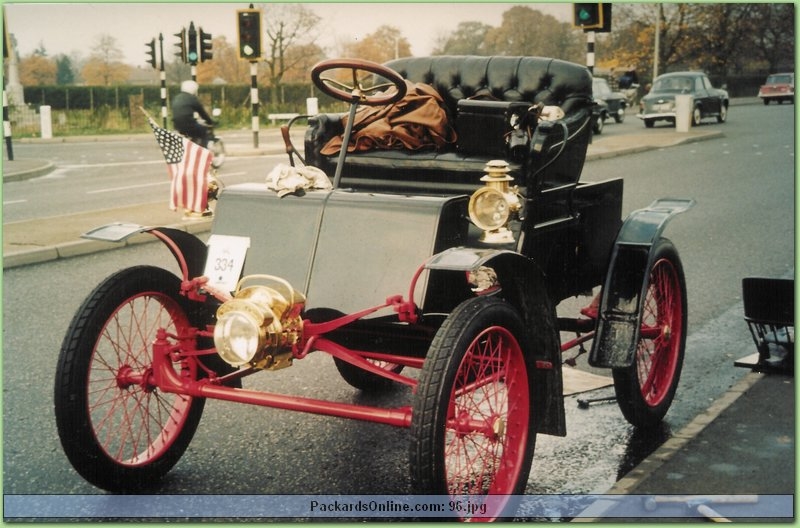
[304,55,594,195]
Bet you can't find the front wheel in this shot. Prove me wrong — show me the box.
[593,114,605,134]
[209,137,226,168]
[612,238,687,429]
[691,106,703,126]
[410,297,536,520]
[716,104,728,123]
[54,266,204,491]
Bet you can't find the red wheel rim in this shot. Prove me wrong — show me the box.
[636,258,683,407]
[445,326,530,498]
[87,292,194,466]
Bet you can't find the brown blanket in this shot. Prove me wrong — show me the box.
[320,80,456,155]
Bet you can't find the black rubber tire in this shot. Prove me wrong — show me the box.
[209,137,226,168]
[410,296,536,519]
[716,104,728,123]
[612,239,687,429]
[304,308,405,391]
[333,357,405,392]
[54,266,205,491]
[691,106,703,126]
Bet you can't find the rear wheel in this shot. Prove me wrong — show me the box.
[54,266,204,491]
[612,239,687,429]
[410,297,536,520]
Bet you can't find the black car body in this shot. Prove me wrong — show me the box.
[637,71,728,128]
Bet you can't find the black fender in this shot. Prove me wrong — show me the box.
[589,198,694,368]
[426,247,566,437]
[82,223,208,281]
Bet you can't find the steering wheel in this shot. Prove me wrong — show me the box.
[311,59,407,106]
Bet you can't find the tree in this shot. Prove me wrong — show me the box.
[432,21,491,55]
[261,4,322,106]
[55,55,75,85]
[19,53,56,86]
[689,3,760,76]
[483,6,583,62]
[196,36,251,84]
[602,4,795,84]
[81,34,130,86]
[749,3,795,73]
[343,25,411,63]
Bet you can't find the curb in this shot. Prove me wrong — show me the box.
[585,130,723,161]
[2,160,56,182]
[2,218,212,269]
[573,371,764,521]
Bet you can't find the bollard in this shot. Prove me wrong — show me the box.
[674,95,692,132]
[306,97,319,116]
[39,105,53,139]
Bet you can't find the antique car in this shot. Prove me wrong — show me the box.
[758,73,794,105]
[593,77,627,124]
[637,71,728,128]
[54,55,692,520]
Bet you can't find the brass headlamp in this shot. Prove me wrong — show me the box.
[468,160,521,244]
[213,275,305,370]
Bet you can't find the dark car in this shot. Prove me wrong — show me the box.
[758,73,794,105]
[593,77,628,123]
[637,71,728,128]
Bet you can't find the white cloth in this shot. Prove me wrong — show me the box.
[266,164,333,197]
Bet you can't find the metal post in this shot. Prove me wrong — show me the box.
[250,61,259,148]
[653,3,661,80]
[586,30,595,75]
[3,89,13,161]
[158,33,167,128]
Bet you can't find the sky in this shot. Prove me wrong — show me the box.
[4,2,572,66]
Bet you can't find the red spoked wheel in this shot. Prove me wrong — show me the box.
[54,266,204,491]
[411,297,536,520]
[613,238,687,429]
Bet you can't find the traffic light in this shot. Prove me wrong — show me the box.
[187,22,198,64]
[199,27,213,62]
[574,3,602,30]
[145,38,156,68]
[573,3,612,33]
[237,8,263,61]
[174,28,187,63]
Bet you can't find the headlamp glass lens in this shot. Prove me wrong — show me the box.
[470,188,510,231]
[214,311,260,365]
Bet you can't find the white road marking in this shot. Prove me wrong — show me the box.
[86,181,170,194]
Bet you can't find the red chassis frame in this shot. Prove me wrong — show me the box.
[142,228,596,432]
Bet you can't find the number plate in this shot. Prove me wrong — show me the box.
[203,235,251,292]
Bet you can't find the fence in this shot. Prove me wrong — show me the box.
[12,83,341,137]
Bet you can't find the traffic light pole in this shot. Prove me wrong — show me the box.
[158,33,167,128]
[586,30,595,74]
[250,61,259,148]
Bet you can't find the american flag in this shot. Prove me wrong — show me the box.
[146,116,211,213]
